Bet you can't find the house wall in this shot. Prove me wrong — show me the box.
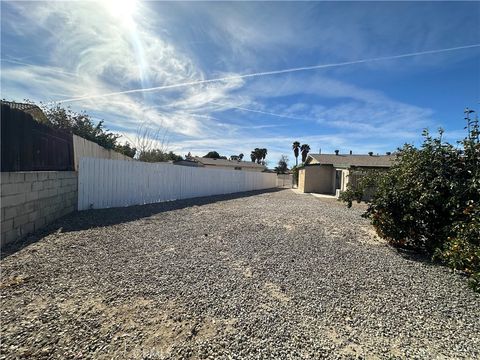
[1,171,77,248]
[73,135,133,171]
[298,165,335,194]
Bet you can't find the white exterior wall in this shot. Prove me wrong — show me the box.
[298,165,335,194]
[78,158,277,210]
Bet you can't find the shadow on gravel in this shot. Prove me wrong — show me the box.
[392,247,438,268]
[1,188,282,259]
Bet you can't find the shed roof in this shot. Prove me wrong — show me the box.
[193,157,266,169]
[307,153,395,168]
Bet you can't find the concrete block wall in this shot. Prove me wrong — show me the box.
[1,171,77,248]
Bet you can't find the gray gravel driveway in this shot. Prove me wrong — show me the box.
[1,189,479,359]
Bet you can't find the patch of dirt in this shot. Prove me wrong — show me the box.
[231,260,254,278]
[263,282,291,303]
[325,327,369,359]
[0,275,30,289]
[56,297,237,358]
[357,226,386,246]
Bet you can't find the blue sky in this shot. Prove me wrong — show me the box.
[1,1,479,166]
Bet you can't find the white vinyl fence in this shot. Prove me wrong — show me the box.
[78,158,277,210]
[73,135,133,171]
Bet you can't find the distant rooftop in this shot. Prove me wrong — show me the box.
[192,156,266,169]
[307,153,395,168]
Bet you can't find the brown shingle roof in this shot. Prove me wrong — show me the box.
[193,157,266,169]
[307,154,395,168]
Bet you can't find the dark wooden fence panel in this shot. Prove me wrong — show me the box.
[1,104,74,171]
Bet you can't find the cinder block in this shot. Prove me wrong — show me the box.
[1,219,14,232]
[1,229,20,246]
[41,205,53,217]
[1,182,30,196]
[8,173,25,183]
[44,212,59,225]
[57,207,68,217]
[13,214,29,228]
[50,196,61,206]
[67,196,78,207]
[61,178,77,187]
[35,197,49,208]
[14,203,26,215]
[38,188,57,199]
[37,173,49,181]
[24,201,36,214]
[59,172,72,179]
[31,181,44,191]
[1,173,10,185]
[43,199,53,210]
[25,191,39,202]
[48,172,60,180]
[24,173,38,182]
[34,217,46,230]
[44,204,59,216]
[61,185,76,193]
[43,180,56,189]
[20,222,35,236]
[2,193,26,207]
[28,211,39,222]
[3,206,17,220]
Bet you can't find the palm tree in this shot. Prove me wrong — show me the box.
[300,144,311,163]
[261,148,267,162]
[292,141,300,166]
[254,148,262,164]
[251,148,267,164]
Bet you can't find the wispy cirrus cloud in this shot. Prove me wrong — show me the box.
[1,1,249,139]
[1,1,478,166]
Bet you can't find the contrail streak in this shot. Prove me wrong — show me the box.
[50,44,480,104]
[1,58,78,77]
[210,101,313,121]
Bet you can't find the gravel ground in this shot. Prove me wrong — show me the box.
[1,189,479,359]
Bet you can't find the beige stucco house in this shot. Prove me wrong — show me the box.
[298,153,395,196]
[175,157,267,172]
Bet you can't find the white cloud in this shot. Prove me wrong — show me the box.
[1,1,249,139]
